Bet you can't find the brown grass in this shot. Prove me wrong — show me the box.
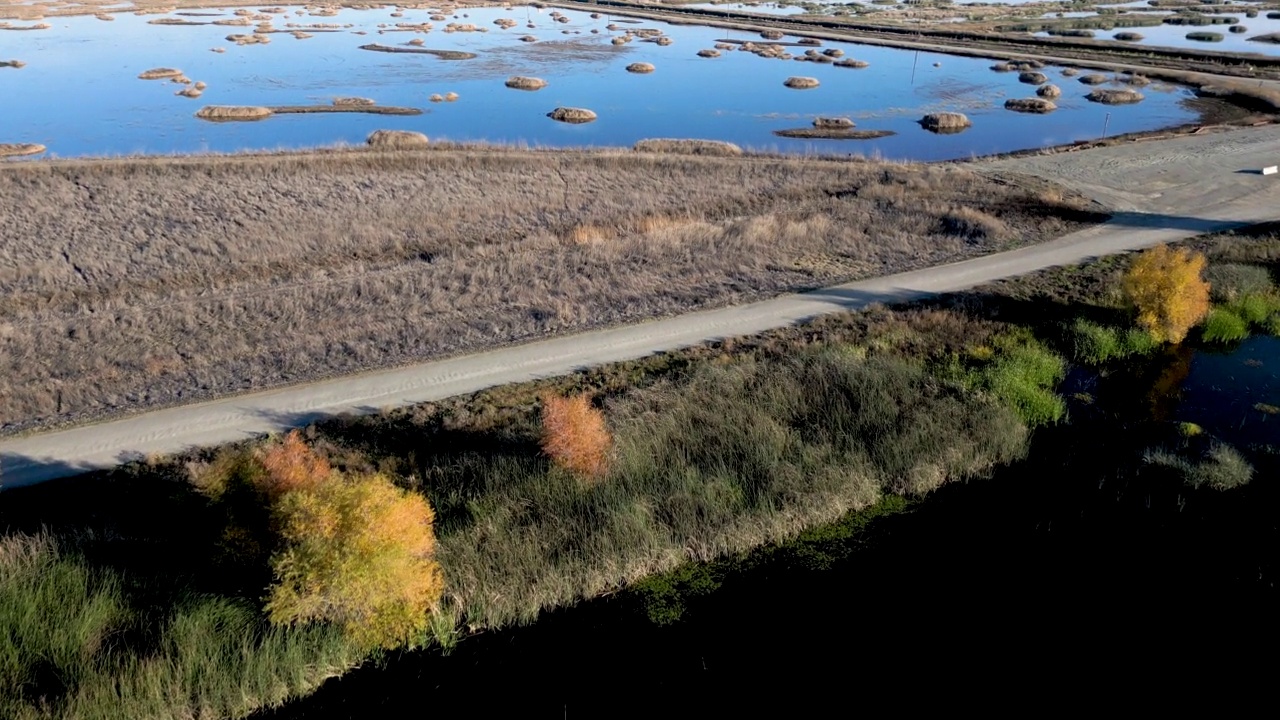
[0,143,45,157]
[194,106,274,121]
[269,105,422,115]
[919,112,971,132]
[773,128,895,139]
[834,58,869,68]
[1018,71,1048,85]
[505,76,547,90]
[176,87,203,99]
[1037,83,1062,99]
[626,62,655,74]
[366,130,429,149]
[696,48,720,57]
[632,139,744,156]
[358,43,475,59]
[1078,73,1109,85]
[0,148,1095,433]
[784,76,820,89]
[547,107,597,123]
[1086,88,1145,104]
[1114,32,1145,41]
[333,97,376,107]
[138,67,183,80]
[1004,97,1057,113]
[813,116,854,129]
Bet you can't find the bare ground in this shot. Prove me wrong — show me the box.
[0,147,1094,433]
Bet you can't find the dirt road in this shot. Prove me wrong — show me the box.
[2,126,1279,489]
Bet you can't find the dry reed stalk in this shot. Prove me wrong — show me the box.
[548,107,597,123]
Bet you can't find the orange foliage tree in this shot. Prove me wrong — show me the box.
[265,472,444,650]
[1121,244,1211,344]
[256,430,332,499]
[540,393,612,480]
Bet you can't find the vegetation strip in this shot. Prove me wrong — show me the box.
[3,223,1276,719]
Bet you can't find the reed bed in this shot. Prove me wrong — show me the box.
[0,150,1090,431]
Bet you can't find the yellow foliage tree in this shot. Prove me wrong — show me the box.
[264,472,444,649]
[1121,244,1211,344]
[540,393,612,480]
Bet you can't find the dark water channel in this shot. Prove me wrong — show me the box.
[257,338,1279,717]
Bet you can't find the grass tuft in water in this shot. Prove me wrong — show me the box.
[1201,307,1250,344]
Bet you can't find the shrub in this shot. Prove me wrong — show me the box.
[1200,308,1249,343]
[1122,244,1211,343]
[265,472,444,650]
[541,393,612,480]
[1206,263,1273,302]
[257,430,332,499]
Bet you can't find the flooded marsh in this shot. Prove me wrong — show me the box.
[0,4,1210,160]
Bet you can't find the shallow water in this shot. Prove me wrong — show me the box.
[1178,335,1280,447]
[1033,11,1280,55]
[0,4,1203,160]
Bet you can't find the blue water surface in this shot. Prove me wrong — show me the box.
[0,4,1204,159]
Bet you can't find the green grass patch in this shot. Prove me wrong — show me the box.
[1067,318,1159,365]
[1226,292,1280,329]
[1201,307,1250,344]
[954,332,1066,427]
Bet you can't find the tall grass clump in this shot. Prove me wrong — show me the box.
[1228,292,1280,328]
[1200,307,1249,343]
[1206,263,1273,302]
[955,332,1066,426]
[1145,442,1254,491]
[0,533,128,719]
[437,349,1029,630]
[1067,318,1158,364]
[0,532,360,719]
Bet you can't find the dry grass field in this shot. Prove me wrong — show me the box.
[0,147,1097,433]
